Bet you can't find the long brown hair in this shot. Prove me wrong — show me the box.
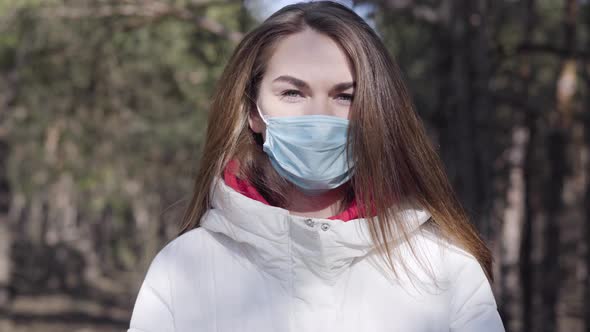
[179,1,494,284]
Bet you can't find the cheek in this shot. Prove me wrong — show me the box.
[258,120,267,140]
[257,120,267,138]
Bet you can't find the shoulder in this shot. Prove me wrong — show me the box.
[155,227,223,266]
[412,224,490,280]
[423,231,498,309]
[413,225,503,330]
[370,224,488,290]
[398,225,497,302]
[143,227,219,280]
[165,227,216,253]
[136,227,228,306]
[129,228,220,331]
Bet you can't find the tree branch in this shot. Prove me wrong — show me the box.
[514,42,589,60]
[357,0,444,25]
[37,0,243,43]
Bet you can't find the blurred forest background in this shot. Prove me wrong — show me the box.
[0,0,588,331]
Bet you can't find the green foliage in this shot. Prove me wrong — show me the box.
[0,0,250,276]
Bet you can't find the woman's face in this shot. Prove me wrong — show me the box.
[250,28,356,136]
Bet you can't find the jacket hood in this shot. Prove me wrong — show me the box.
[221,158,360,221]
[200,176,432,283]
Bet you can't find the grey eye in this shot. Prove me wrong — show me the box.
[281,90,303,98]
[337,94,354,101]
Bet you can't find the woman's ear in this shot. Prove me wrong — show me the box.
[248,109,265,134]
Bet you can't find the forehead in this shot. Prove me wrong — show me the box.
[265,29,354,84]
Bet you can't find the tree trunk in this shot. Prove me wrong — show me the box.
[0,141,12,313]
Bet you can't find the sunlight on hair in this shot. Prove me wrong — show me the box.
[244,0,377,30]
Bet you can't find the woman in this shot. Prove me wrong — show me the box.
[127,1,506,331]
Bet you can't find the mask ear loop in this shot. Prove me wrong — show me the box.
[242,91,269,125]
[255,104,269,125]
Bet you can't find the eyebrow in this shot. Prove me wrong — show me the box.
[272,75,355,92]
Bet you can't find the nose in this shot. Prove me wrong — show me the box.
[305,97,336,117]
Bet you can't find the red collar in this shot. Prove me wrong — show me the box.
[223,159,359,221]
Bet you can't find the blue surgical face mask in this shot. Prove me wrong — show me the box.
[256,104,355,196]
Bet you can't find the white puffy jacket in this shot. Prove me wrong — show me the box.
[128,177,506,332]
